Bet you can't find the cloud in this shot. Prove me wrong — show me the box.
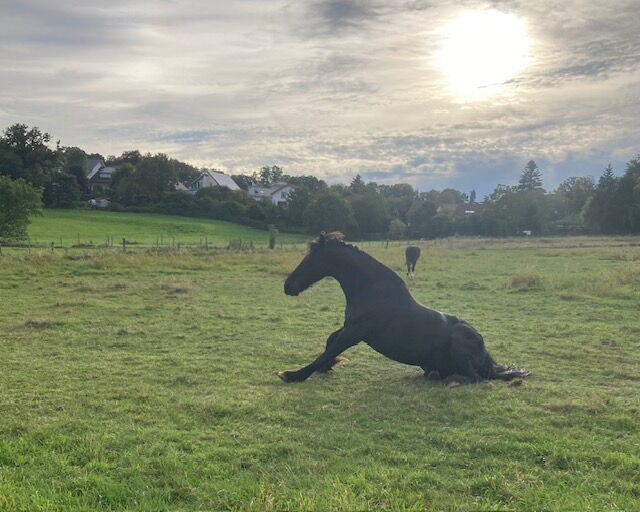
[288,0,382,37]
[0,0,637,197]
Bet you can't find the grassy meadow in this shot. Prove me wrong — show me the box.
[24,209,307,248]
[1,236,639,510]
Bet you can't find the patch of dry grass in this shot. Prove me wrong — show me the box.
[24,318,61,329]
[510,273,544,290]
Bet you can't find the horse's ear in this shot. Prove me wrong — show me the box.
[310,232,326,252]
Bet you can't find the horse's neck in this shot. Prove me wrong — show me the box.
[330,249,403,302]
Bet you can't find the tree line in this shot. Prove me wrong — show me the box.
[1,123,639,241]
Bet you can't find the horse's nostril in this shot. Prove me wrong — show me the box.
[284,281,299,296]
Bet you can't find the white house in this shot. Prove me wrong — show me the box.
[86,158,116,191]
[247,182,296,205]
[189,170,240,193]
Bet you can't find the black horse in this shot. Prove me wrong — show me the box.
[405,245,421,279]
[278,232,530,384]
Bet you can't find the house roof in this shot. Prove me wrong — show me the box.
[248,182,296,197]
[437,203,458,213]
[454,202,485,216]
[88,166,115,182]
[191,170,240,191]
[86,158,104,179]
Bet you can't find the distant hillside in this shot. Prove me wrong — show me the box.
[28,209,307,247]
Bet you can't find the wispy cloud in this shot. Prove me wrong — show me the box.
[0,0,638,196]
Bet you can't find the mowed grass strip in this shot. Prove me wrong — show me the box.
[26,209,307,247]
[0,239,639,511]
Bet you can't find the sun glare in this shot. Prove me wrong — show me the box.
[437,10,529,99]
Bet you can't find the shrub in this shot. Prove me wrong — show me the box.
[0,176,42,241]
[510,273,544,290]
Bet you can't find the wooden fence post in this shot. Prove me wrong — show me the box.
[122,238,126,252]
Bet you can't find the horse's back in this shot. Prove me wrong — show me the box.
[405,245,421,263]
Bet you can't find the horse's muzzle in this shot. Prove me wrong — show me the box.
[284,280,300,296]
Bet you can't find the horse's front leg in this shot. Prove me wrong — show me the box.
[316,328,349,373]
[276,327,361,383]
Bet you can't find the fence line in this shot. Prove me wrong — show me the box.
[3,234,639,256]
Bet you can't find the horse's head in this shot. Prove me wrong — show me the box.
[284,232,344,296]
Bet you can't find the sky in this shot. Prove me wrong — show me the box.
[1,0,638,197]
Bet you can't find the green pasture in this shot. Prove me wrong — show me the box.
[25,209,306,247]
[0,238,639,511]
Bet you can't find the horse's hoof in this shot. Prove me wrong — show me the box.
[334,356,349,366]
[275,371,297,383]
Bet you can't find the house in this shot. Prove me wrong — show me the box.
[436,203,457,215]
[86,158,116,192]
[247,182,297,205]
[88,198,111,208]
[189,170,240,193]
[453,202,485,217]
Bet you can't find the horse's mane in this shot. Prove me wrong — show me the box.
[309,231,346,249]
[309,232,405,285]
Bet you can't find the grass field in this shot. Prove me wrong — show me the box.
[1,237,639,511]
[25,209,306,248]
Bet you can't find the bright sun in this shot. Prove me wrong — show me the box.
[437,10,529,99]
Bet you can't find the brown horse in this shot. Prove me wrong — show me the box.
[278,232,530,384]
[405,245,421,279]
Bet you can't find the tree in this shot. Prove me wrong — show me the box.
[469,190,476,203]
[303,192,358,235]
[379,184,416,222]
[231,174,255,190]
[351,190,390,236]
[486,184,519,202]
[613,158,640,232]
[285,188,311,227]
[286,175,327,194]
[556,176,595,216]
[114,150,142,166]
[439,188,464,205]
[0,124,58,187]
[349,174,366,194]
[624,157,640,231]
[43,172,81,208]
[0,176,42,240]
[110,163,141,205]
[254,165,283,186]
[63,147,89,194]
[518,160,543,191]
[387,219,408,239]
[136,154,177,201]
[584,164,622,233]
[481,183,553,236]
[406,199,437,237]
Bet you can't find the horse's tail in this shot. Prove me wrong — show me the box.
[481,352,531,380]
